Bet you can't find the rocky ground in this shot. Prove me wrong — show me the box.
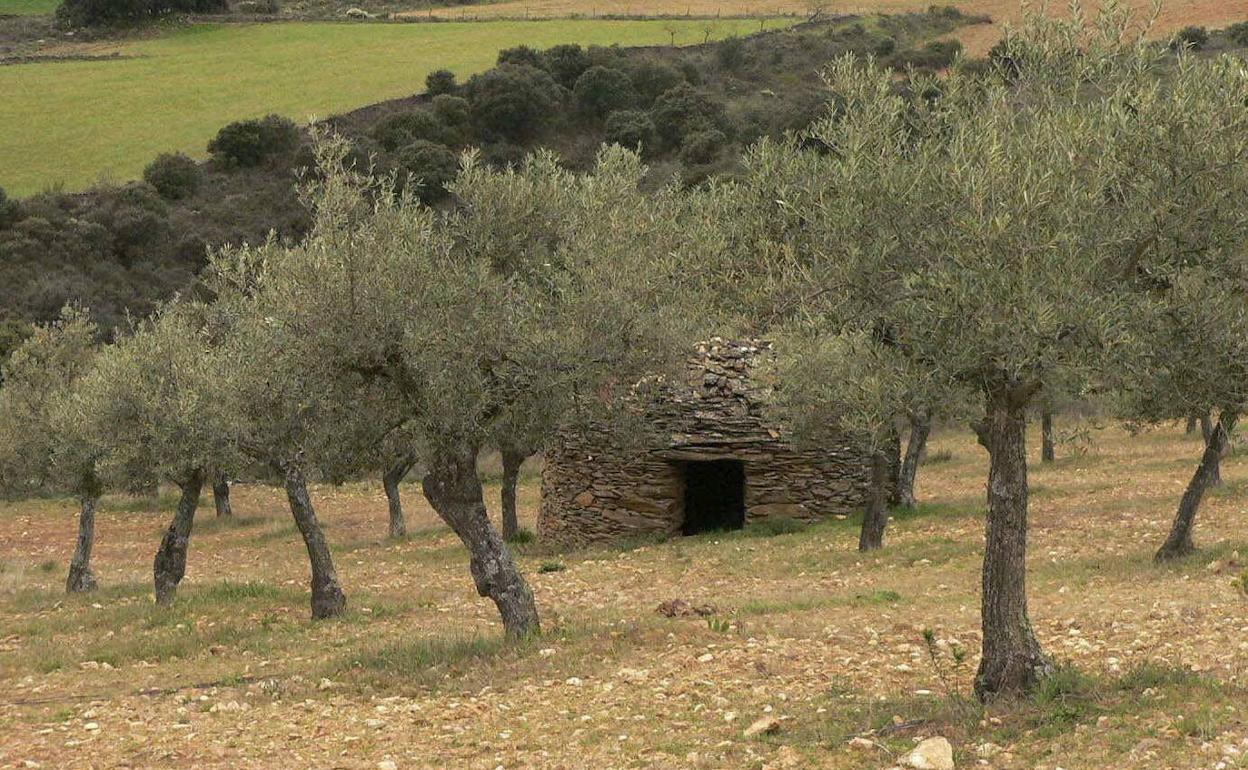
[0,425,1245,769]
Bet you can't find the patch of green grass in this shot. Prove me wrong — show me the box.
[538,560,566,573]
[848,589,902,606]
[741,516,809,537]
[506,528,536,544]
[345,633,513,683]
[2,17,792,196]
[920,448,954,465]
[37,559,57,573]
[0,0,58,15]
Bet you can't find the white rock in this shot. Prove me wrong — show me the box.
[377,761,398,770]
[616,667,649,683]
[848,736,876,751]
[565,677,583,687]
[903,737,954,770]
[697,653,714,663]
[743,715,781,738]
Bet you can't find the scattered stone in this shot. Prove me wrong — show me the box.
[317,678,334,690]
[565,677,583,687]
[377,761,398,770]
[696,653,714,663]
[656,599,717,618]
[902,737,954,770]
[344,7,372,17]
[743,716,781,738]
[975,742,1002,759]
[616,667,649,683]
[83,722,99,731]
[848,736,876,751]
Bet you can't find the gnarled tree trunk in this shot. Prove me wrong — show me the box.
[281,460,346,618]
[499,445,529,541]
[896,411,931,509]
[1201,413,1213,444]
[382,455,416,539]
[974,385,1051,702]
[154,470,204,606]
[1156,412,1236,562]
[423,441,539,638]
[1185,415,1198,434]
[66,482,101,593]
[1040,411,1055,463]
[212,472,233,518]
[858,449,890,551]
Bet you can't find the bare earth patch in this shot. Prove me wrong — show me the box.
[0,426,1246,769]
[418,0,1248,55]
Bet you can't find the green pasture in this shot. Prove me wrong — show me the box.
[1,18,788,196]
[0,0,58,15]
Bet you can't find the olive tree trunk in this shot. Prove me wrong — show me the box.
[858,449,891,551]
[896,412,931,509]
[499,446,529,541]
[66,492,100,593]
[382,455,416,539]
[1201,413,1213,443]
[1040,411,1055,463]
[974,386,1051,702]
[281,460,346,618]
[1156,413,1236,562]
[212,472,233,518]
[1185,415,1198,434]
[423,442,539,638]
[154,470,204,606]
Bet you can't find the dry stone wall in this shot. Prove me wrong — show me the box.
[538,339,880,546]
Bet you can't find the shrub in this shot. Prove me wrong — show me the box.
[234,0,279,12]
[541,43,590,89]
[207,114,299,167]
[1170,26,1209,51]
[572,66,636,119]
[393,141,458,203]
[1228,21,1248,47]
[466,64,563,140]
[371,110,459,152]
[143,153,201,200]
[0,187,18,229]
[651,83,731,149]
[627,58,684,105]
[889,39,963,71]
[678,128,727,166]
[874,35,897,56]
[431,94,470,129]
[57,0,227,26]
[604,109,655,153]
[425,69,456,96]
[715,36,746,72]
[479,142,526,168]
[537,560,565,573]
[497,45,542,68]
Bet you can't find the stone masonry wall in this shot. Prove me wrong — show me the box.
[538,339,877,547]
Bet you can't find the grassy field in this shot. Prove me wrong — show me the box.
[0,0,58,15]
[0,17,788,196]
[1,425,1246,768]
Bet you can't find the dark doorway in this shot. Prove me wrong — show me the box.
[680,460,746,535]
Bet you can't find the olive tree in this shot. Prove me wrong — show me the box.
[703,9,1240,699]
[0,307,102,592]
[213,140,695,637]
[73,305,239,606]
[775,328,947,551]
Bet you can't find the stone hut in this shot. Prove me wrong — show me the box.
[538,338,877,546]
